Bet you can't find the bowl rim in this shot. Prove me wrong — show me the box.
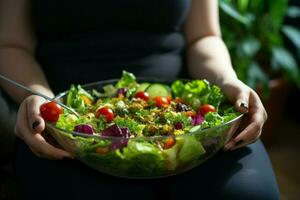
[46,77,244,140]
[46,113,244,140]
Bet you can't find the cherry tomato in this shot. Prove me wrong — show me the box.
[135,91,149,101]
[154,96,169,107]
[199,104,216,116]
[40,101,63,122]
[164,137,176,149]
[96,106,114,122]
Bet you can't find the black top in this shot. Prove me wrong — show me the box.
[31,0,191,92]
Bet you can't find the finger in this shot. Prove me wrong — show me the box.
[14,101,27,140]
[15,101,73,160]
[227,107,264,148]
[223,121,260,151]
[234,91,249,113]
[229,122,262,151]
[26,96,46,133]
[221,82,249,113]
[25,132,73,160]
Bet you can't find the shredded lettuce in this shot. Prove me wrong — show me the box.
[164,111,192,127]
[114,117,145,137]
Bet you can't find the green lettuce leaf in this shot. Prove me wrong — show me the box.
[171,80,224,110]
[178,136,205,163]
[66,85,94,109]
[116,70,137,88]
[117,139,165,175]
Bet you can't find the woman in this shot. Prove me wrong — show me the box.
[0,0,279,199]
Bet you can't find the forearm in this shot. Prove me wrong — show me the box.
[187,36,238,87]
[0,47,53,103]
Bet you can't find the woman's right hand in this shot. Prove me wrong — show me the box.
[14,95,73,159]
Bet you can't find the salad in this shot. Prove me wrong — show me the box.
[42,71,241,177]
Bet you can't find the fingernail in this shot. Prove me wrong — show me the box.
[32,121,40,130]
[240,101,248,110]
[235,139,244,146]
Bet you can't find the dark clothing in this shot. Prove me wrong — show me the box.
[2,0,280,199]
[16,138,279,200]
[31,0,191,92]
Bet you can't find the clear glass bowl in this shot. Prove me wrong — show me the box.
[45,78,243,178]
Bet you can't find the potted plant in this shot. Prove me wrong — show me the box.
[219,0,300,144]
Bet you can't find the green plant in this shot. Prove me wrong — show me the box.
[219,0,300,95]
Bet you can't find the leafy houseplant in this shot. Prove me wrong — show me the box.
[219,0,300,144]
[219,0,300,96]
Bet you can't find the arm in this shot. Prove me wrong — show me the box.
[184,0,267,150]
[0,0,53,102]
[0,0,71,159]
[184,0,236,88]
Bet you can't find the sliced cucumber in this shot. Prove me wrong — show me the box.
[136,82,151,92]
[145,83,170,98]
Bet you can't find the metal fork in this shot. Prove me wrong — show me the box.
[0,74,79,117]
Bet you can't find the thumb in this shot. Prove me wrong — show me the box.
[221,81,249,113]
[234,92,249,113]
[26,96,46,133]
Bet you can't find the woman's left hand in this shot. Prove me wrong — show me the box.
[221,79,268,151]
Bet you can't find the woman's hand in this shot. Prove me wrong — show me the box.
[14,95,73,159]
[221,79,268,151]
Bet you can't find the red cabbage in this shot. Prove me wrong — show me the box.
[101,124,131,149]
[192,114,204,126]
[101,124,130,138]
[73,124,94,134]
[116,88,127,97]
[174,122,184,130]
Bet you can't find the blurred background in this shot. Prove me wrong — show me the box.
[1,0,300,199]
[219,0,300,199]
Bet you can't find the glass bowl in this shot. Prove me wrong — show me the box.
[45,78,243,178]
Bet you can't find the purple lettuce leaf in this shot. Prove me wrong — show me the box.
[101,124,131,149]
[191,114,204,126]
[73,124,94,134]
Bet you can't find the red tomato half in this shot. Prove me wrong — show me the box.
[199,104,216,116]
[135,91,149,101]
[154,96,169,107]
[164,137,176,149]
[96,106,114,122]
[40,102,63,122]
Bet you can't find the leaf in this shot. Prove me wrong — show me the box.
[287,6,300,18]
[269,0,288,32]
[272,47,300,88]
[249,0,264,14]
[219,1,253,26]
[115,70,136,88]
[237,0,249,13]
[239,37,261,57]
[282,25,300,55]
[246,62,269,89]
